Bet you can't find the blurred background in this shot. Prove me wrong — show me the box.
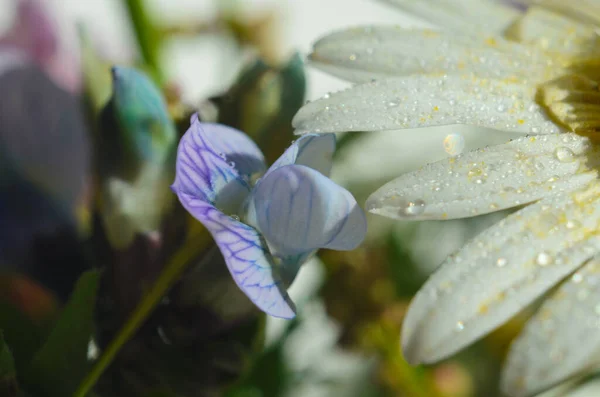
[0,0,562,396]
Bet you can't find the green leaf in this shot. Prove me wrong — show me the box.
[0,301,49,374]
[0,331,18,397]
[23,270,100,397]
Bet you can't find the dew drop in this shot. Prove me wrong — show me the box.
[443,133,465,156]
[230,215,240,221]
[536,252,553,266]
[455,321,465,331]
[496,257,507,267]
[566,220,581,229]
[403,199,426,216]
[554,147,575,163]
[572,273,583,283]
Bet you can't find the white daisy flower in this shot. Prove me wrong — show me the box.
[292,1,600,396]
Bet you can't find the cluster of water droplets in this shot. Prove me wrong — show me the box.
[367,133,595,221]
[502,255,600,394]
[309,26,559,85]
[293,72,563,137]
[402,182,600,365]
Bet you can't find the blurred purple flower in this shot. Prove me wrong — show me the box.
[497,0,528,11]
[171,116,367,319]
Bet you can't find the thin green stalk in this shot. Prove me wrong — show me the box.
[73,230,209,397]
[123,0,163,83]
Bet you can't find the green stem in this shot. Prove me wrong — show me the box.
[123,0,163,83]
[73,230,208,397]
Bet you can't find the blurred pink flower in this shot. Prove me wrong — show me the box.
[0,0,81,93]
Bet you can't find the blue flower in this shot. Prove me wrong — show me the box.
[171,115,367,319]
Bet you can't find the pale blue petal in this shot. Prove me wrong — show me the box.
[177,193,296,319]
[266,133,335,178]
[247,164,366,259]
[196,117,266,177]
[171,116,251,213]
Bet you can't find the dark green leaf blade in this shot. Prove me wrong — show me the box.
[24,270,100,397]
[0,331,18,397]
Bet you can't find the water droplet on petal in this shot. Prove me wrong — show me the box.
[443,133,465,156]
[566,220,581,229]
[403,199,426,216]
[536,252,553,266]
[554,147,575,163]
[496,257,507,267]
[456,321,465,331]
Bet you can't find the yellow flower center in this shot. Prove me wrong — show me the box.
[538,60,600,138]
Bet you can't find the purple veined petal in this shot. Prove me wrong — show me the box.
[247,164,366,260]
[266,133,336,178]
[194,117,266,177]
[177,193,296,319]
[172,116,251,213]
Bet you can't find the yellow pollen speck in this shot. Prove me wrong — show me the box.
[485,37,497,47]
[433,106,439,111]
[518,119,525,124]
[422,29,439,38]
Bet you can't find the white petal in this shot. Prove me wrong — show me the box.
[505,6,600,55]
[310,27,555,84]
[401,182,600,365]
[367,133,597,220]
[293,75,564,135]
[379,0,519,33]
[514,0,600,26]
[501,256,600,397]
